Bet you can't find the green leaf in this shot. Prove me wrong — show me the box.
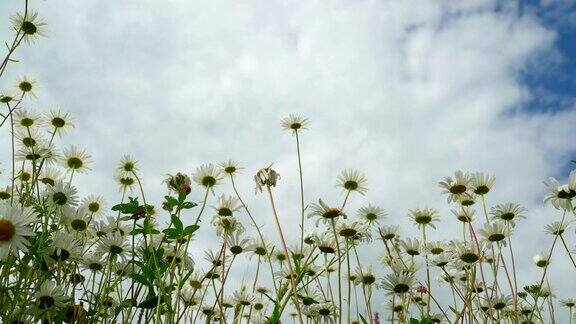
[183,224,200,236]
[138,296,158,309]
[171,214,183,232]
[162,228,181,239]
[410,319,420,324]
[181,201,197,209]
[359,314,369,324]
[130,273,151,286]
[164,195,179,206]
[115,299,135,315]
[112,197,139,214]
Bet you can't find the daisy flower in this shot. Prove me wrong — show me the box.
[81,253,106,273]
[451,207,475,223]
[490,202,526,224]
[427,241,447,255]
[96,232,130,261]
[336,169,368,195]
[115,172,136,192]
[61,146,91,173]
[470,172,496,195]
[381,272,415,295]
[543,171,576,210]
[44,109,74,135]
[15,143,58,165]
[478,222,509,244]
[308,199,346,226]
[211,215,244,237]
[408,207,440,229]
[560,298,576,308]
[378,225,400,240]
[192,163,222,191]
[39,167,62,186]
[14,127,45,148]
[453,241,483,264]
[0,186,12,200]
[45,181,78,208]
[46,232,82,263]
[357,204,387,225]
[117,155,138,177]
[35,281,66,311]
[15,76,38,98]
[315,232,337,254]
[337,220,367,239]
[544,221,569,236]
[66,207,92,234]
[212,194,241,217]
[439,170,470,203]
[533,253,550,268]
[219,159,243,176]
[232,286,255,306]
[227,232,250,255]
[0,203,36,260]
[11,11,47,43]
[353,265,377,286]
[281,114,310,134]
[81,194,106,216]
[14,108,41,128]
[401,238,421,256]
[247,236,272,259]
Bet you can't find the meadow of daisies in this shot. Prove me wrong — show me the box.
[1,3,576,324]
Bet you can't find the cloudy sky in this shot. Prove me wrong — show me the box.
[1,0,576,320]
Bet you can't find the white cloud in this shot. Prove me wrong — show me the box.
[0,0,575,320]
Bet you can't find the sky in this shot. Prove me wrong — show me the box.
[1,0,575,321]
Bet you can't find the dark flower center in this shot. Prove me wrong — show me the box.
[0,220,16,241]
[449,184,467,194]
[557,190,576,199]
[71,219,87,231]
[19,81,32,92]
[88,202,100,213]
[22,137,36,147]
[393,283,410,294]
[51,117,65,128]
[339,228,357,237]
[38,295,55,309]
[488,233,505,242]
[322,209,341,219]
[460,252,479,264]
[230,245,243,255]
[21,21,37,35]
[109,245,123,255]
[52,192,68,205]
[20,118,33,127]
[50,248,70,261]
[67,157,83,169]
[344,180,358,191]
[290,122,302,130]
[415,215,432,224]
[218,208,232,216]
[201,176,216,187]
[474,185,490,195]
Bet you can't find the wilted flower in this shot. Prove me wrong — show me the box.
[254,165,280,193]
